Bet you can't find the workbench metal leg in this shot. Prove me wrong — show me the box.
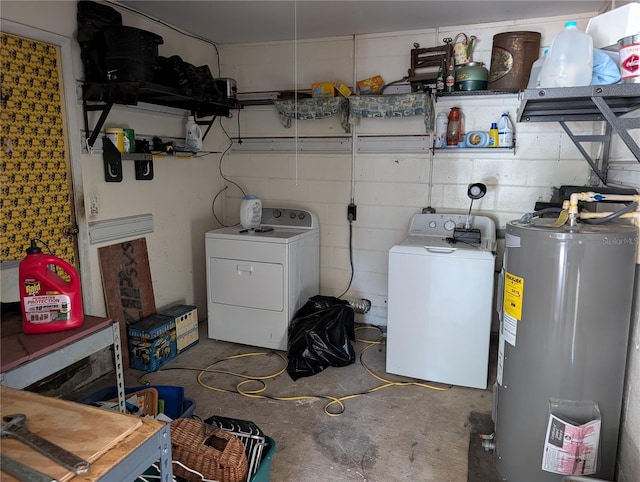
[158,423,173,482]
[111,322,126,413]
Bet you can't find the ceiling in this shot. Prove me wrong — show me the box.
[116,0,610,45]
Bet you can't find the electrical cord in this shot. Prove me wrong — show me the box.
[337,220,354,298]
[519,207,564,223]
[105,1,238,227]
[211,117,247,227]
[445,237,483,249]
[139,326,450,417]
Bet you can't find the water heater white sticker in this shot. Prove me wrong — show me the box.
[497,333,505,385]
[505,232,521,248]
[503,313,517,346]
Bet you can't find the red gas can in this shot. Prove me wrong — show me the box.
[19,241,84,334]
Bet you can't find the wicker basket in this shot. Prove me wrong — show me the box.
[205,415,268,481]
[170,418,248,482]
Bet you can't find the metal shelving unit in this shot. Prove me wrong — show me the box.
[82,81,239,182]
[0,316,126,414]
[518,84,640,183]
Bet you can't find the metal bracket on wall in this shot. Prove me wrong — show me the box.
[83,97,114,148]
[518,84,640,185]
[558,121,612,185]
[195,115,217,142]
[103,137,153,182]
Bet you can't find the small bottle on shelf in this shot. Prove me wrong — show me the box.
[489,122,499,147]
[446,107,462,146]
[435,112,448,148]
[498,113,513,148]
[185,116,203,152]
[436,59,445,92]
[445,63,455,93]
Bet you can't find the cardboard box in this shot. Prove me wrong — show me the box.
[311,82,336,98]
[357,75,384,94]
[334,80,352,98]
[160,304,199,353]
[128,313,177,372]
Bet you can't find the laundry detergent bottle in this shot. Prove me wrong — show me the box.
[185,115,203,151]
[240,195,262,230]
[19,240,84,334]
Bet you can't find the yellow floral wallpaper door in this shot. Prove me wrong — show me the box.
[0,32,78,266]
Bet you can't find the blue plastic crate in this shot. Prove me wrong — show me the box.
[251,436,275,482]
[77,385,195,420]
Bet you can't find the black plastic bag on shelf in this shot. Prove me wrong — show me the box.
[155,55,223,103]
[77,0,122,43]
[287,295,356,381]
[77,1,122,82]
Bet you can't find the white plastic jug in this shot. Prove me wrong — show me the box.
[240,195,262,230]
[538,21,593,88]
[185,116,203,151]
[497,113,513,148]
[527,49,548,88]
[435,112,448,148]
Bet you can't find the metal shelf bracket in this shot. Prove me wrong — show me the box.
[518,85,640,185]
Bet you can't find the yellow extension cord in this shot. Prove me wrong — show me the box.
[192,325,451,417]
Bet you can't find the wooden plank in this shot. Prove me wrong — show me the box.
[0,387,143,482]
[70,418,165,481]
[98,238,156,368]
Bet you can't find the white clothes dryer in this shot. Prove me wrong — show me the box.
[386,213,496,389]
[205,207,319,351]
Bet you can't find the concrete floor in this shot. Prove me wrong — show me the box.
[88,322,497,481]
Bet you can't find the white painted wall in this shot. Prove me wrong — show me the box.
[218,13,602,324]
[1,2,638,480]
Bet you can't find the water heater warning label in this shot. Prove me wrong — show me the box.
[503,272,524,320]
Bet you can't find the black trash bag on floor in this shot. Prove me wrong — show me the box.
[287,295,356,381]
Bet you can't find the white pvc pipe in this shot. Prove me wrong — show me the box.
[578,212,639,219]
[568,191,640,215]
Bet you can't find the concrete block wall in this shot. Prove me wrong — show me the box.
[218,12,639,480]
[219,13,598,325]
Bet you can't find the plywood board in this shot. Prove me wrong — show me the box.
[0,387,142,481]
[99,238,156,367]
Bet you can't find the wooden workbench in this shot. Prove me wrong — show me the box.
[0,387,172,481]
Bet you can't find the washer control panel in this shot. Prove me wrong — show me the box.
[404,212,496,249]
[261,207,316,229]
[409,213,469,237]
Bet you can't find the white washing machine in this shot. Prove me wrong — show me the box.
[205,207,319,351]
[386,213,496,389]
